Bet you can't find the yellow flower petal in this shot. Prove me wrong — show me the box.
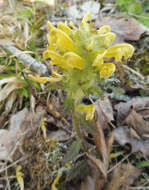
[51,169,61,190]
[92,50,107,68]
[106,43,134,62]
[63,52,85,70]
[50,28,76,53]
[43,50,65,68]
[57,21,72,35]
[99,63,116,78]
[28,74,62,84]
[41,117,47,139]
[46,34,57,52]
[97,25,111,34]
[16,165,24,190]
[47,44,57,52]
[76,104,95,120]
[69,21,76,29]
[104,32,116,46]
[81,12,92,25]
[47,21,55,31]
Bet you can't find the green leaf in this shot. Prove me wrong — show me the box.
[86,86,103,97]
[137,161,149,168]
[64,141,82,163]
[117,0,132,12]
[129,3,142,14]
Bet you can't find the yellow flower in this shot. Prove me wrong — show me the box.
[57,21,72,35]
[81,12,92,25]
[50,28,76,53]
[28,73,62,84]
[104,32,116,46]
[97,25,111,34]
[47,21,56,31]
[69,21,76,29]
[46,34,57,52]
[43,50,65,68]
[92,50,107,68]
[63,52,85,70]
[76,104,95,120]
[105,43,134,62]
[43,50,84,70]
[47,21,76,53]
[99,63,116,78]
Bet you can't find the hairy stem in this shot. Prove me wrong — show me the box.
[72,105,87,151]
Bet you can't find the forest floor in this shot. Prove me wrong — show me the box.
[0,0,149,189]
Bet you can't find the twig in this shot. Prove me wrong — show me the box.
[2,45,49,76]
[0,155,28,173]
[130,187,149,190]
[5,170,11,190]
[107,152,132,174]
[0,176,16,180]
[123,64,145,80]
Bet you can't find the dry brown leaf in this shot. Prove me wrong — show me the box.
[93,110,109,174]
[0,11,32,49]
[87,153,107,179]
[114,126,149,156]
[0,79,25,102]
[97,98,114,122]
[0,106,45,161]
[95,100,109,129]
[49,130,69,140]
[80,162,104,190]
[95,17,149,43]
[0,39,13,46]
[4,91,17,114]
[88,100,113,178]
[124,108,149,138]
[0,65,9,73]
[105,163,141,190]
[115,97,149,124]
[80,176,96,190]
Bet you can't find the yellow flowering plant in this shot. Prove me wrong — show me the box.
[30,12,134,140]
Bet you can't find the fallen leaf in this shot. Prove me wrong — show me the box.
[80,162,104,190]
[105,163,141,190]
[80,176,96,190]
[4,91,17,114]
[124,108,149,138]
[95,17,149,43]
[95,100,109,129]
[115,97,149,124]
[97,98,114,122]
[0,106,45,161]
[87,100,113,178]
[114,126,149,157]
[49,130,69,140]
[87,153,107,179]
[0,77,25,102]
[0,39,13,46]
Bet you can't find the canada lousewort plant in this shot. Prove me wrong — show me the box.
[29,13,134,139]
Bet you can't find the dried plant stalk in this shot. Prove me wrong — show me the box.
[2,45,49,76]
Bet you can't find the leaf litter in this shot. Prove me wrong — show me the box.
[0,0,149,189]
[95,17,149,43]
